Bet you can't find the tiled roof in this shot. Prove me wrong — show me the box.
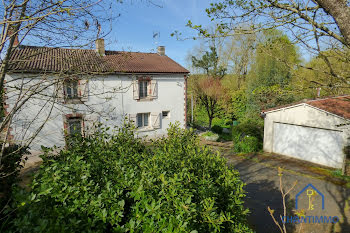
[104,51,189,73]
[7,45,189,74]
[263,95,350,119]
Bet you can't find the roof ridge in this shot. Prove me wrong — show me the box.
[306,94,350,103]
[18,45,95,52]
[18,45,161,55]
[105,50,159,55]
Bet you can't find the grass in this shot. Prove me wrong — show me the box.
[201,131,216,137]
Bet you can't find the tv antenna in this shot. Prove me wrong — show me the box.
[153,31,160,47]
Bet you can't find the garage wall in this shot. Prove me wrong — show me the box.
[273,122,344,168]
[263,104,350,168]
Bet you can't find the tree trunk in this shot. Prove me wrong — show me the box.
[208,116,213,129]
[316,0,350,47]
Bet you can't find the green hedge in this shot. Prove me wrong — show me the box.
[8,124,253,233]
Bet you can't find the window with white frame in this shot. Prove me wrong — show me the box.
[137,113,150,128]
[139,80,149,99]
[64,79,79,99]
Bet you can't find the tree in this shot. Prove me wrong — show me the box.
[0,0,130,223]
[192,46,226,79]
[187,0,350,90]
[246,30,300,112]
[293,49,350,97]
[191,46,227,129]
[0,0,121,162]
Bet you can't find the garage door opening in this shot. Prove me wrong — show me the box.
[273,122,344,168]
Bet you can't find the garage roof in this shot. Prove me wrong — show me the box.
[262,95,350,120]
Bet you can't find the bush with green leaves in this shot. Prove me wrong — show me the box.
[233,135,261,153]
[0,144,29,222]
[8,124,253,233]
[211,125,223,134]
[232,119,264,153]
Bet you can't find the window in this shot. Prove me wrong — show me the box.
[139,81,149,99]
[162,111,170,119]
[65,80,79,99]
[137,113,150,128]
[67,117,83,137]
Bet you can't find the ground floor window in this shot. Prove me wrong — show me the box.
[67,117,83,137]
[137,113,149,128]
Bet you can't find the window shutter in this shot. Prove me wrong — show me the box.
[151,112,160,129]
[84,114,100,136]
[78,79,89,102]
[129,113,137,127]
[55,80,65,103]
[133,80,139,100]
[150,80,157,98]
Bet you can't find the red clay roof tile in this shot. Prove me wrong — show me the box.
[7,45,189,74]
[263,95,350,119]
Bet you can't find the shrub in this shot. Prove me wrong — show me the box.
[211,125,223,134]
[0,144,29,221]
[232,118,264,142]
[232,118,264,153]
[233,135,261,153]
[8,124,253,233]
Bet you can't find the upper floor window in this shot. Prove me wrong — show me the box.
[56,78,88,103]
[139,80,149,99]
[133,78,157,100]
[65,80,79,99]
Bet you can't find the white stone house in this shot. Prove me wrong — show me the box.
[4,40,189,151]
[261,96,350,169]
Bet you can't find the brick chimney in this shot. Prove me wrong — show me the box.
[13,34,19,47]
[8,28,19,47]
[157,46,165,56]
[95,38,105,56]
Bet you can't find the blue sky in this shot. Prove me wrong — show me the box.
[105,0,213,68]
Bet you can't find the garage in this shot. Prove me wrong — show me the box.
[262,96,350,169]
[273,122,344,168]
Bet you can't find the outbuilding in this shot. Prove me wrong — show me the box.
[262,96,350,169]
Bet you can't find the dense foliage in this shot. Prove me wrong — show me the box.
[232,119,264,153]
[0,144,29,222]
[8,124,253,233]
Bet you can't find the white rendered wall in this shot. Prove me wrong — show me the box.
[5,73,186,150]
